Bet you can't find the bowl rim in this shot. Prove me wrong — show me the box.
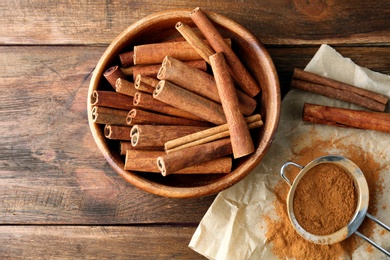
[87,8,281,198]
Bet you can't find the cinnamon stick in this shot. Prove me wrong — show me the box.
[104,125,132,140]
[136,74,160,88]
[133,39,229,65]
[153,80,226,125]
[103,65,126,89]
[209,52,254,158]
[294,68,388,105]
[303,103,390,133]
[120,141,162,155]
[165,119,263,153]
[157,56,257,116]
[157,138,233,176]
[130,60,207,81]
[130,124,208,149]
[133,91,205,121]
[134,76,155,94]
[125,150,231,174]
[190,7,261,97]
[91,106,129,126]
[90,90,134,111]
[292,69,388,111]
[115,78,137,97]
[126,108,211,127]
[175,21,215,64]
[119,50,134,67]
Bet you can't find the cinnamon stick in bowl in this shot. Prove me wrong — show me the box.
[153,80,226,125]
[190,7,261,97]
[157,56,257,116]
[210,52,255,158]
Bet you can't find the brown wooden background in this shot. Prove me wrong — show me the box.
[1,0,389,258]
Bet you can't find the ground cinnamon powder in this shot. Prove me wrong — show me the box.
[293,163,357,236]
[264,127,383,259]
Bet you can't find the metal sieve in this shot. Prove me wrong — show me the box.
[280,155,390,257]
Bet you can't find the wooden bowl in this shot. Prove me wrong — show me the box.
[87,9,281,198]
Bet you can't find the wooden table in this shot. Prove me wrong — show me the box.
[1,1,389,258]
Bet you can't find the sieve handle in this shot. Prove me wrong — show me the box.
[280,162,304,187]
[355,231,390,257]
[354,213,390,257]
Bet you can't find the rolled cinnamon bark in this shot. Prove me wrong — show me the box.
[134,76,155,94]
[153,80,226,125]
[131,60,207,81]
[90,90,134,111]
[133,91,205,121]
[103,65,126,89]
[91,106,129,126]
[133,39,228,65]
[292,79,387,111]
[293,68,388,106]
[175,21,215,64]
[104,125,132,140]
[130,124,208,149]
[303,103,390,133]
[157,138,233,176]
[119,50,134,67]
[125,150,231,174]
[126,108,211,127]
[120,66,133,76]
[136,74,160,88]
[115,78,137,97]
[190,7,261,97]
[165,119,263,153]
[120,141,162,155]
[210,52,254,158]
[157,56,257,116]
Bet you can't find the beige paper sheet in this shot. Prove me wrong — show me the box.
[189,44,390,259]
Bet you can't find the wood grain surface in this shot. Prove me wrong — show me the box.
[1,0,389,258]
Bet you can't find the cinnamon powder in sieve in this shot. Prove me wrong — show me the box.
[293,163,357,236]
[264,127,384,259]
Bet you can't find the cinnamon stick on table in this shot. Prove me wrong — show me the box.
[292,68,388,111]
[130,124,208,149]
[153,80,226,125]
[210,52,255,158]
[303,103,390,134]
[157,138,233,176]
[157,56,257,116]
[190,7,261,97]
[165,115,263,153]
[125,150,232,174]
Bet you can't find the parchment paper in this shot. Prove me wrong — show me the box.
[189,44,390,259]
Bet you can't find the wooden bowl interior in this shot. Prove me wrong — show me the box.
[88,9,280,198]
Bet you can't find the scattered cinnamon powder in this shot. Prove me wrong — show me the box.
[264,127,384,259]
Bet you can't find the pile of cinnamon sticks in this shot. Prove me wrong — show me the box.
[291,68,390,133]
[90,7,264,177]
